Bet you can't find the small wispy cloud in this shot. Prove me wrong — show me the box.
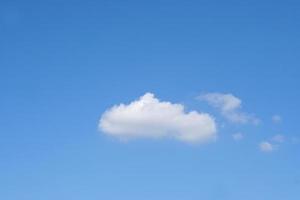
[99,93,217,144]
[198,93,259,125]
[272,115,282,123]
[259,141,275,152]
[259,134,285,153]
[272,134,285,143]
[232,133,244,141]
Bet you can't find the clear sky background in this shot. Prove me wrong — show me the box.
[1,0,300,199]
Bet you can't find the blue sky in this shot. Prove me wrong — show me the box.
[1,0,300,199]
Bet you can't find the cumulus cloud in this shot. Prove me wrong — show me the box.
[198,93,259,124]
[259,141,275,152]
[232,133,244,141]
[99,93,217,144]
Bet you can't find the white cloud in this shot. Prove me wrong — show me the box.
[272,134,285,143]
[232,133,244,141]
[259,135,284,152]
[259,141,275,152]
[99,93,217,144]
[198,93,259,124]
[272,115,282,123]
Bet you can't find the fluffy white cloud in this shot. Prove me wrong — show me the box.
[232,133,244,141]
[198,93,259,124]
[259,141,275,152]
[99,93,217,144]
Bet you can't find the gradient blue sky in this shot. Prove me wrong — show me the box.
[1,0,300,199]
